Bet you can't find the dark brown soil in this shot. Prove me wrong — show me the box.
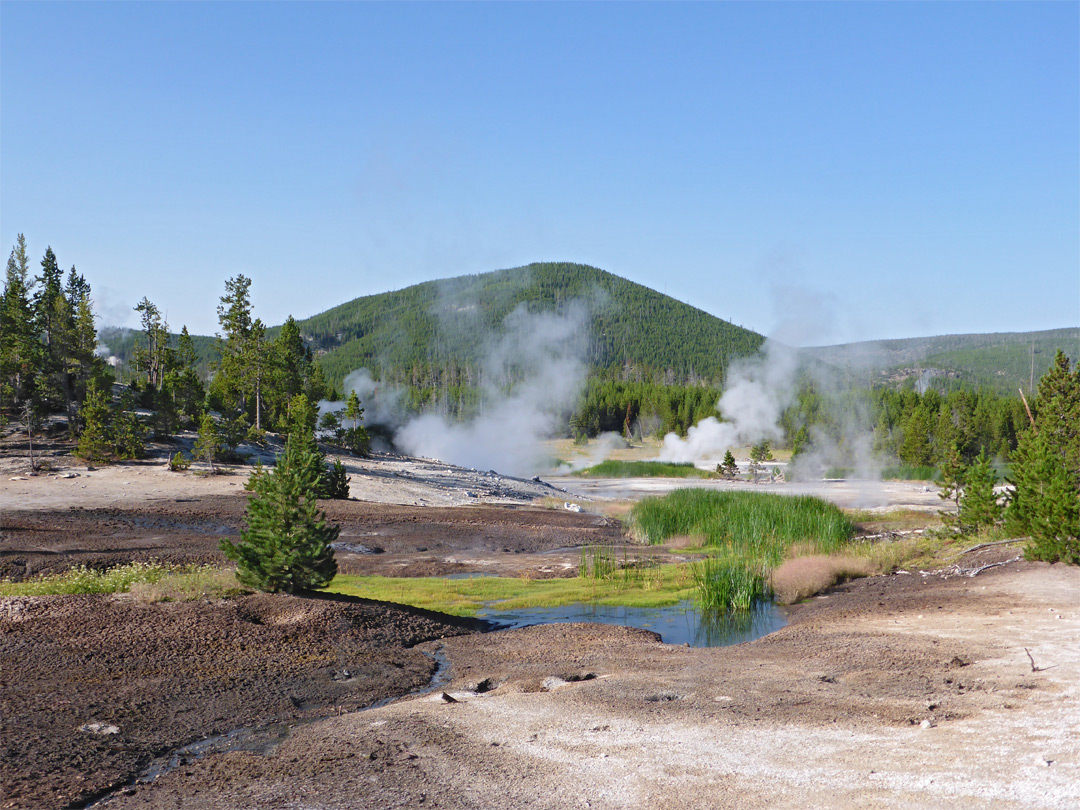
[0,499,625,582]
[0,591,486,810]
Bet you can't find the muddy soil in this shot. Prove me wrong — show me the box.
[2,434,1078,809]
[0,497,630,582]
[0,591,488,809]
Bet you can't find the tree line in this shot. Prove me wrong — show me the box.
[1,235,368,468]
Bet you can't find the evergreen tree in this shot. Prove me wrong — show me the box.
[718,449,739,478]
[133,297,170,389]
[111,392,147,459]
[170,326,206,426]
[899,402,934,467]
[1032,350,1080,479]
[221,432,339,593]
[937,443,966,532]
[76,382,112,464]
[248,318,271,431]
[1010,431,1080,564]
[212,274,253,418]
[342,389,370,454]
[194,413,222,473]
[961,449,1001,532]
[32,247,65,409]
[1,235,40,411]
[1007,352,1080,563]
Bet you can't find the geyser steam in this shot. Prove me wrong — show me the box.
[331,301,590,478]
[658,340,799,463]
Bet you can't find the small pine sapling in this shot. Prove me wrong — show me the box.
[221,433,339,593]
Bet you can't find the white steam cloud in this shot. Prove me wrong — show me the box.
[327,301,591,477]
[396,303,588,476]
[658,340,799,464]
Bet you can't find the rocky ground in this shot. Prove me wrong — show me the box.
[1,432,1078,809]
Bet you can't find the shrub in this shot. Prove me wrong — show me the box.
[318,459,351,500]
[168,451,192,471]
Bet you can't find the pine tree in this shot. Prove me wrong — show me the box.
[938,442,966,532]
[111,392,147,460]
[221,432,339,593]
[1,235,40,411]
[718,449,739,478]
[133,297,169,389]
[170,326,206,426]
[212,274,253,418]
[76,382,113,464]
[194,413,221,473]
[1010,431,1080,564]
[1006,352,1080,563]
[960,449,1001,532]
[342,389,370,454]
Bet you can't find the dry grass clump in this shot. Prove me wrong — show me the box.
[770,555,877,605]
[128,567,242,603]
[664,534,706,550]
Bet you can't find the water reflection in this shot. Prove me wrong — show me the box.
[476,599,786,648]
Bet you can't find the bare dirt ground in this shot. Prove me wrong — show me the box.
[2,432,1078,809]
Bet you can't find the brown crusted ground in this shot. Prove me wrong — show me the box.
[65,560,1080,810]
[0,591,487,809]
[2,438,1078,809]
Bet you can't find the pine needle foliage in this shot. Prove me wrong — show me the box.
[222,433,339,593]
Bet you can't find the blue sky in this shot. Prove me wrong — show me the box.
[2,1,1077,345]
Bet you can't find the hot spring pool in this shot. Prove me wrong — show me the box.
[476,599,787,648]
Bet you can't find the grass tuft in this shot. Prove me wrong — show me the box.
[692,558,770,611]
[573,460,714,479]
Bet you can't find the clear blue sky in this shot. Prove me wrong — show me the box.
[2,1,1077,345]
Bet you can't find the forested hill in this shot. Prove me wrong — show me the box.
[802,327,1080,395]
[297,263,765,389]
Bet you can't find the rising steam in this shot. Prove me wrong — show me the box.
[658,340,799,463]
[327,300,591,477]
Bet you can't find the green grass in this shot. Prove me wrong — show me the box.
[327,566,697,616]
[629,490,854,564]
[573,460,715,478]
[824,465,941,482]
[692,558,771,611]
[628,490,857,611]
[0,562,239,599]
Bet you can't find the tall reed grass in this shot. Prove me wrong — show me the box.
[691,558,770,611]
[574,460,713,478]
[629,490,854,564]
[629,490,856,611]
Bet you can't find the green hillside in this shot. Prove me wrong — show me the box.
[803,327,1080,395]
[298,263,765,390]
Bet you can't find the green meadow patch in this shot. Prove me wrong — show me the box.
[629,489,854,564]
[327,565,697,616]
[573,460,715,478]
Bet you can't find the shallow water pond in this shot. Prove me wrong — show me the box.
[477,599,786,648]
